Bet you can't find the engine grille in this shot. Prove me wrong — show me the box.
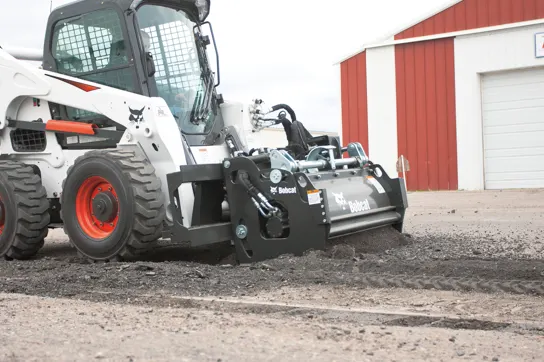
[10,129,47,152]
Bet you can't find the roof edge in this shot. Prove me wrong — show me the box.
[333,0,461,65]
[366,18,544,49]
[334,15,544,65]
[381,0,462,42]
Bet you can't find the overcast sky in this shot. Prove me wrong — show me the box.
[0,0,453,133]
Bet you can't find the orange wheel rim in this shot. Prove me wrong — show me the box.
[75,176,119,239]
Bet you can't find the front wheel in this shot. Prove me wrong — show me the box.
[60,149,166,261]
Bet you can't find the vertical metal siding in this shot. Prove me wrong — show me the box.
[390,0,541,190]
[395,38,458,190]
[395,0,544,40]
[341,0,543,190]
[340,52,369,153]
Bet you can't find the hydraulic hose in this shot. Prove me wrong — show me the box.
[270,104,297,122]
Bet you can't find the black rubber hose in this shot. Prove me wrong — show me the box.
[279,118,293,143]
[270,104,297,122]
[238,171,261,199]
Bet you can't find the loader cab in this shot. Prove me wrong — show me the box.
[42,0,224,147]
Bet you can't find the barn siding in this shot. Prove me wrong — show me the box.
[340,0,543,191]
[340,52,369,153]
[395,38,458,191]
[395,0,544,40]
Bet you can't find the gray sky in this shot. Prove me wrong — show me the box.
[0,0,453,133]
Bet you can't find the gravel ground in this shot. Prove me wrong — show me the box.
[0,189,543,361]
[1,291,543,362]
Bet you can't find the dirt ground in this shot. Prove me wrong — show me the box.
[1,189,544,361]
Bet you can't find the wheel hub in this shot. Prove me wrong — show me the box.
[75,176,119,239]
[92,192,118,223]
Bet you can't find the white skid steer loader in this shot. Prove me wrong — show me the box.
[0,0,407,263]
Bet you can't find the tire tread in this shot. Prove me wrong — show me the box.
[0,160,50,260]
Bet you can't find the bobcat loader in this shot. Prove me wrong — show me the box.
[0,0,407,263]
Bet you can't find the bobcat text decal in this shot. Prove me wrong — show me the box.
[270,186,297,195]
[332,192,371,213]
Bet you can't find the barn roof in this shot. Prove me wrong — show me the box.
[334,0,462,64]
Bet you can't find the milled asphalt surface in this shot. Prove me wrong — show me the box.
[0,189,543,361]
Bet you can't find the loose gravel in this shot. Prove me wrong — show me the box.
[1,190,544,302]
[1,189,543,361]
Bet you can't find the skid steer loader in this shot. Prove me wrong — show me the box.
[0,0,408,263]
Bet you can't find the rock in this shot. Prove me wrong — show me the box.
[95,352,105,359]
[456,350,465,357]
[145,272,156,276]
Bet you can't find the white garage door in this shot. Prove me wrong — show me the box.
[481,67,544,189]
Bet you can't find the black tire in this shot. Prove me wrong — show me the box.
[0,160,50,260]
[60,148,166,261]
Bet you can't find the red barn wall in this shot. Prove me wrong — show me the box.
[340,0,544,191]
[395,0,544,40]
[394,38,458,191]
[340,52,369,153]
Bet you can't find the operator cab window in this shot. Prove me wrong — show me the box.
[51,8,135,120]
[136,5,213,134]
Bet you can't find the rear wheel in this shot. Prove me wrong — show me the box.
[60,148,166,261]
[0,161,50,260]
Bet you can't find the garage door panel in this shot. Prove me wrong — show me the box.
[485,154,544,173]
[485,179,544,189]
[482,68,544,87]
[482,98,544,112]
[482,67,544,190]
[482,82,544,103]
[484,170,544,182]
[482,106,544,126]
[484,121,544,135]
[484,146,544,158]
[484,131,544,150]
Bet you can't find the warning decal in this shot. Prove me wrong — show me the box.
[307,189,321,205]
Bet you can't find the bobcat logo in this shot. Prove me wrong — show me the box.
[332,192,347,210]
[270,186,278,195]
[128,106,145,124]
